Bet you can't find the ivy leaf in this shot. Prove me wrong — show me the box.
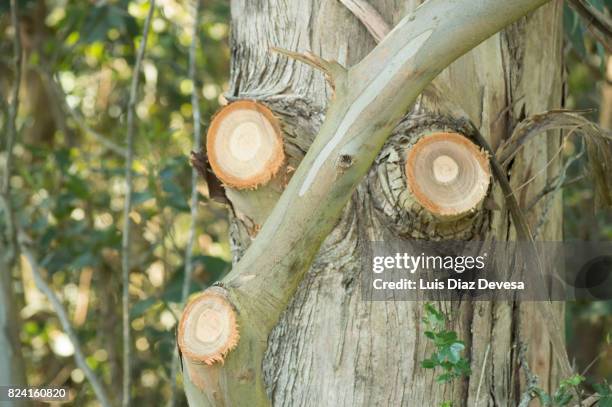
[436,373,453,383]
[421,359,436,369]
[534,388,552,406]
[594,382,612,407]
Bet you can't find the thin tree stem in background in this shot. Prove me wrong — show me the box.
[168,1,203,405]
[19,236,112,407]
[2,0,22,196]
[0,0,27,393]
[121,2,156,406]
[1,0,23,266]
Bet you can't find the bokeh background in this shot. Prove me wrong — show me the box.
[0,0,610,405]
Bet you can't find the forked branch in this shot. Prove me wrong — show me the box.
[180,1,553,405]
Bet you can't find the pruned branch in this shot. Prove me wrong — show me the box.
[121,2,156,406]
[18,233,112,407]
[180,0,555,405]
[206,100,285,189]
[405,132,491,218]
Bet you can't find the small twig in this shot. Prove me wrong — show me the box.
[567,0,612,53]
[19,233,112,407]
[509,137,567,197]
[338,0,390,43]
[496,110,612,167]
[526,174,585,212]
[581,352,604,376]
[168,1,202,406]
[518,345,540,407]
[532,144,585,238]
[121,2,156,406]
[474,343,490,406]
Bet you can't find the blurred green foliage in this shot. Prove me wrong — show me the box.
[562,0,612,389]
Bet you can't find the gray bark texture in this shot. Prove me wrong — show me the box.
[216,0,564,405]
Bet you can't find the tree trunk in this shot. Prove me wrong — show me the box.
[195,0,564,405]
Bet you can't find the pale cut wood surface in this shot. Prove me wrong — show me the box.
[405,132,490,218]
[178,287,239,366]
[207,100,285,189]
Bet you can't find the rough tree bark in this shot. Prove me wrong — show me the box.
[181,0,565,405]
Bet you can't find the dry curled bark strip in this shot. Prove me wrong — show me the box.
[497,110,612,208]
[190,151,228,205]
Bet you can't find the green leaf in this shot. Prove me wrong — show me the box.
[421,359,436,369]
[552,391,573,406]
[435,330,458,346]
[131,297,157,319]
[66,175,90,199]
[562,374,585,387]
[423,303,445,329]
[436,373,453,383]
[534,388,552,406]
[594,382,612,407]
[449,342,465,359]
[132,190,155,206]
